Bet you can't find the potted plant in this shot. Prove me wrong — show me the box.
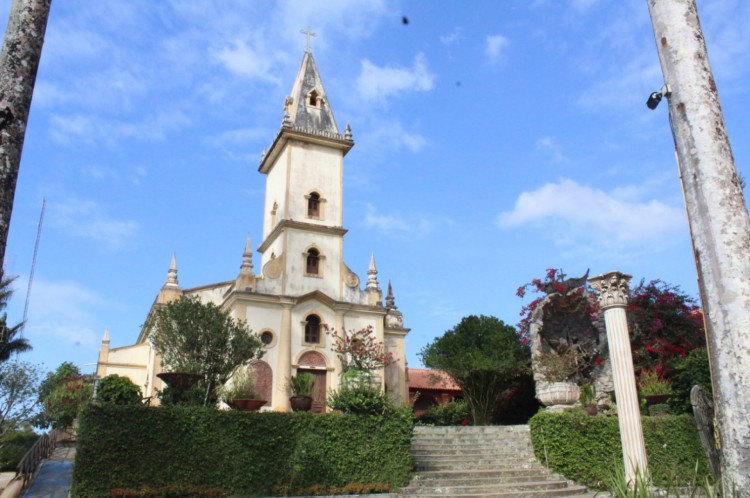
[219,366,266,411]
[534,347,580,407]
[638,370,672,406]
[579,383,597,415]
[289,372,315,412]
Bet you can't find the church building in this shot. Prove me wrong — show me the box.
[95,48,410,411]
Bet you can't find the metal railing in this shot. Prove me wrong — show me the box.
[15,428,66,490]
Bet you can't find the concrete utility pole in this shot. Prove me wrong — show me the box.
[647,0,750,491]
[0,0,51,272]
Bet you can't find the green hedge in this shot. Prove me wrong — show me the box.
[0,430,38,471]
[529,410,710,489]
[72,405,414,497]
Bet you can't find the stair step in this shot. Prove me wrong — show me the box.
[403,426,593,498]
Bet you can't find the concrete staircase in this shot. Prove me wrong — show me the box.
[400,425,595,498]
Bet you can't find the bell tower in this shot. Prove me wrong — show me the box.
[257,48,354,299]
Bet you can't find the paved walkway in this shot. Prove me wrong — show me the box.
[21,443,76,498]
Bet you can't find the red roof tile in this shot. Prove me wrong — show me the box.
[407,368,461,392]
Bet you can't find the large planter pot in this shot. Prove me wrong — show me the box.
[536,381,580,407]
[289,395,313,412]
[156,372,203,389]
[231,398,267,411]
[644,393,670,406]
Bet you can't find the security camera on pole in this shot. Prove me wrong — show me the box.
[647,0,750,491]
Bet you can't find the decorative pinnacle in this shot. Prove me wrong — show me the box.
[344,123,352,141]
[282,111,292,128]
[366,253,380,290]
[240,234,254,273]
[165,253,179,288]
[102,327,110,343]
[386,281,397,309]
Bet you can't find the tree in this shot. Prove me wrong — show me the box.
[0,274,30,360]
[34,361,83,428]
[420,315,531,425]
[0,360,39,433]
[147,295,263,404]
[0,0,52,266]
[95,374,141,406]
[627,279,705,377]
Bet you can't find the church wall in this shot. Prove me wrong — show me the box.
[284,228,342,297]
[286,141,343,227]
[98,343,151,396]
[262,147,290,240]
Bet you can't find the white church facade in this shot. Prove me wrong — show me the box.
[95,49,410,411]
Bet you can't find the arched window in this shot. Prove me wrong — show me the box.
[307,192,320,218]
[309,90,319,107]
[305,315,321,343]
[306,248,320,275]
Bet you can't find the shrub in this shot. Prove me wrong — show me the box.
[0,428,38,471]
[326,381,391,415]
[528,410,710,489]
[44,376,93,429]
[417,399,469,426]
[97,375,142,406]
[72,405,413,497]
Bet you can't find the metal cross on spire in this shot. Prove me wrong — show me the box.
[300,26,316,52]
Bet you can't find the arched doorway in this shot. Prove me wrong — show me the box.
[251,360,273,405]
[298,351,327,413]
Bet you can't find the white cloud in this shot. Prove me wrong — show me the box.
[497,178,684,244]
[22,278,110,349]
[485,34,509,62]
[356,53,435,101]
[363,203,410,233]
[536,136,569,163]
[214,38,282,83]
[364,120,428,153]
[441,28,463,46]
[48,199,139,250]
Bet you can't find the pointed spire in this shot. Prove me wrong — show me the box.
[236,235,256,292]
[386,281,397,309]
[344,122,352,141]
[286,50,339,134]
[102,327,110,343]
[165,253,179,288]
[366,254,382,307]
[240,234,254,273]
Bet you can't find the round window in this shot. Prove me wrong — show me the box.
[260,331,274,345]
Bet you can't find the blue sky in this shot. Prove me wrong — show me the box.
[3,0,749,376]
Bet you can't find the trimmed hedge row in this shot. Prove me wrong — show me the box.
[72,405,414,497]
[529,410,710,489]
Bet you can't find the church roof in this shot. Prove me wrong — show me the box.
[286,50,339,134]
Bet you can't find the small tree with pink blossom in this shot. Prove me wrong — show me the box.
[326,325,394,373]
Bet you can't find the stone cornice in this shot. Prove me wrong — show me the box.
[225,288,386,316]
[257,219,347,254]
[259,126,354,174]
[588,271,632,310]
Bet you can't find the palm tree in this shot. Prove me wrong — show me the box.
[0,274,30,361]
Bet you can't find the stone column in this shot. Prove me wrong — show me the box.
[274,301,294,411]
[589,271,648,485]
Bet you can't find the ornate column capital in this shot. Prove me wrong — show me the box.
[588,271,632,310]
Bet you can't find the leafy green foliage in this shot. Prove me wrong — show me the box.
[420,315,531,425]
[71,405,414,497]
[0,275,31,362]
[157,383,206,407]
[417,399,469,426]
[289,372,315,397]
[669,347,712,413]
[0,360,41,432]
[96,375,142,406]
[0,424,37,470]
[35,362,83,428]
[529,410,710,489]
[44,376,93,429]
[147,295,263,403]
[327,380,391,415]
